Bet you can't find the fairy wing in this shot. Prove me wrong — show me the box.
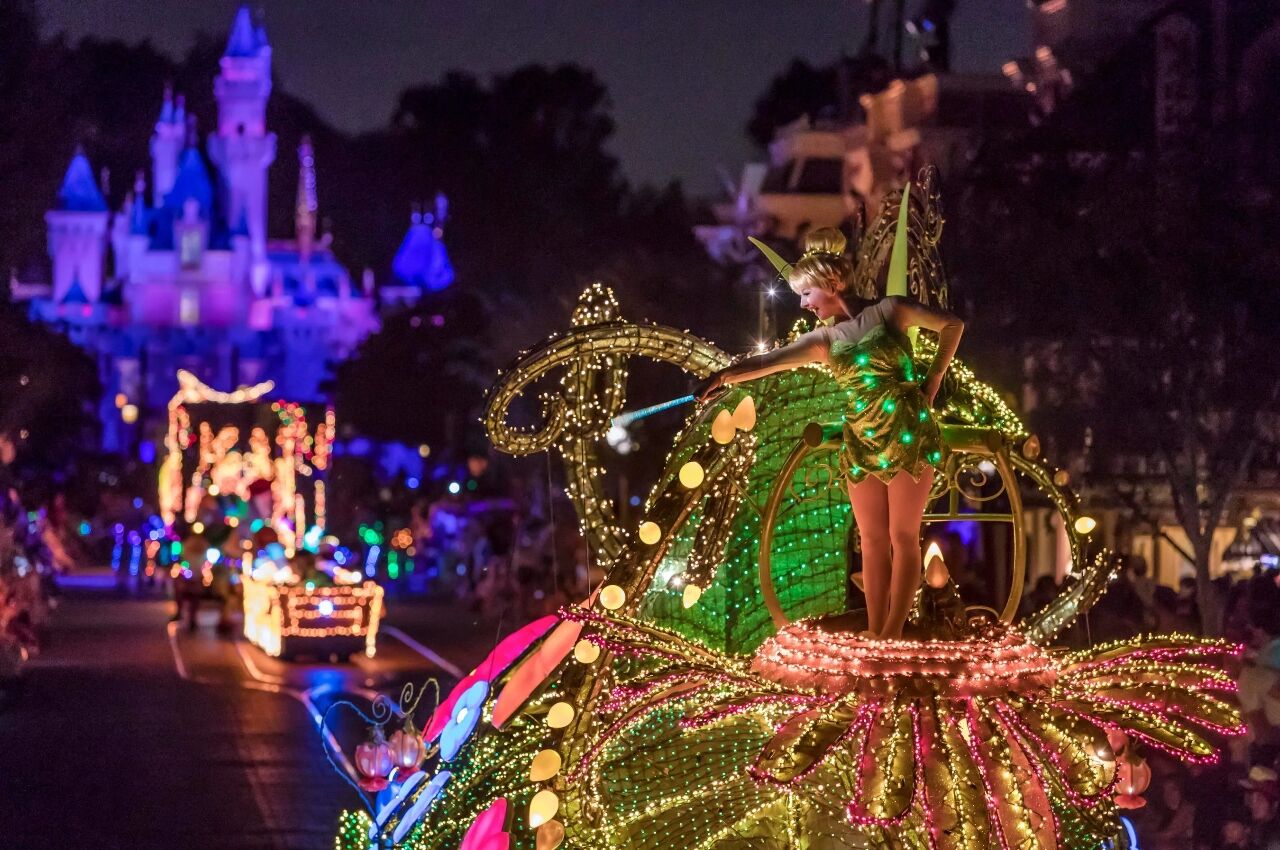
[851,166,949,310]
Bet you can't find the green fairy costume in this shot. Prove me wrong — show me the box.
[808,295,947,484]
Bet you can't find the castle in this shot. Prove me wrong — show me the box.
[17,6,455,454]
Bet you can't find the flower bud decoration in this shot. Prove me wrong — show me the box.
[1114,752,1152,809]
[355,725,395,793]
[389,718,426,775]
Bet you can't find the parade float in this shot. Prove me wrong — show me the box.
[329,170,1241,849]
[159,370,383,659]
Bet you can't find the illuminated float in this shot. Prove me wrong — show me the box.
[332,170,1239,849]
[159,370,383,659]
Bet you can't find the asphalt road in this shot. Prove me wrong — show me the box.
[0,580,496,850]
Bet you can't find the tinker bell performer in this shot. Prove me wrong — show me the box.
[696,226,964,640]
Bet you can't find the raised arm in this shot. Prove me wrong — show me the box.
[695,330,829,401]
[886,296,964,401]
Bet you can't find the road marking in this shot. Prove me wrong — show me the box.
[381,626,465,678]
[165,621,193,681]
[166,621,363,784]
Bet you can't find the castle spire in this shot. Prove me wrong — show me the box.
[209,3,276,296]
[224,5,263,58]
[151,86,185,205]
[57,147,107,212]
[295,135,317,261]
[159,83,174,124]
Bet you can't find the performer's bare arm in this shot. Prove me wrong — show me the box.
[887,298,964,401]
[694,332,829,400]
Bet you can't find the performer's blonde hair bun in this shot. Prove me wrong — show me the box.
[788,227,853,294]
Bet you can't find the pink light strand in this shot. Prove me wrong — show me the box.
[845,701,920,829]
[567,682,708,785]
[1074,692,1245,738]
[748,698,877,788]
[1053,702,1222,765]
[680,693,828,731]
[962,701,1016,850]
[990,700,1115,809]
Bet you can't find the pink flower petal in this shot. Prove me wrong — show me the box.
[426,617,558,741]
[460,798,510,850]
[491,617,583,729]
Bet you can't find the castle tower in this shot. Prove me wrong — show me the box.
[295,135,317,263]
[206,4,276,296]
[45,148,109,304]
[149,86,185,206]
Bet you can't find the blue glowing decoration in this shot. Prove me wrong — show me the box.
[1121,816,1139,850]
[448,481,461,495]
[365,544,381,577]
[389,770,452,845]
[317,599,335,617]
[78,520,91,536]
[440,681,488,762]
[128,530,142,576]
[110,529,123,574]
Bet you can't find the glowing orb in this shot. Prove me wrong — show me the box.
[529,749,562,782]
[600,585,626,610]
[528,789,560,828]
[678,461,705,489]
[711,409,736,444]
[923,541,949,589]
[317,599,335,617]
[546,702,575,728]
[573,639,601,663]
[1074,515,1097,535]
[682,584,702,608]
[638,522,661,545]
[536,819,566,850]
[731,395,756,431]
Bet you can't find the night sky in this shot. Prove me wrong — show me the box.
[37,1,1028,195]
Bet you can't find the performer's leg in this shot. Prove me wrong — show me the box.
[847,476,890,636]
[882,468,936,639]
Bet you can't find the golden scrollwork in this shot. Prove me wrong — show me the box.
[484,284,730,562]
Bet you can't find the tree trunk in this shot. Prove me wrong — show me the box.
[1194,541,1222,636]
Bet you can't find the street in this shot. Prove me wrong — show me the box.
[0,577,495,850]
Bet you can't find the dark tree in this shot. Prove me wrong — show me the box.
[334,289,491,449]
[0,293,100,492]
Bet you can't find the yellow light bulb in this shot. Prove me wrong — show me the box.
[536,820,566,850]
[529,749,563,782]
[528,789,559,827]
[600,584,626,610]
[678,461,705,489]
[638,521,661,545]
[711,409,735,444]
[924,541,949,588]
[573,639,601,663]
[1074,515,1097,535]
[731,395,756,431]
[682,584,702,608]
[547,701,575,728]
